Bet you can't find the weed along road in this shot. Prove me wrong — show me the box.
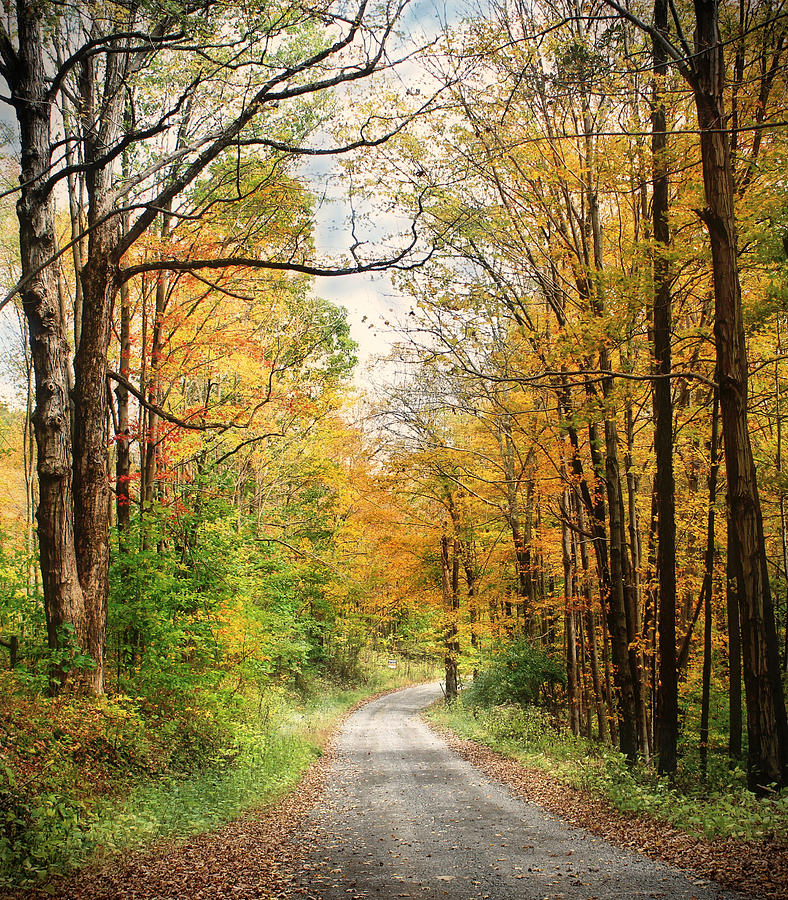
[293,683,741,900]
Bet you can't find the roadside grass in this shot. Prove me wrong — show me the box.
[0,653,437,890]
[426,697,788,844]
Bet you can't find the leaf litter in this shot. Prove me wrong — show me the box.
[9,693,786,900]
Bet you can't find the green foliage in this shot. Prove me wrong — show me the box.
[462,638,566,709]
[79,691,326,863]
[322,619,367,682]
[14,625,96,693]
[0,683,164,884]
[0,530,45,662]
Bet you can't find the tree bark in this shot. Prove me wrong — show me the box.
[603,414,641,764]
[728,523,743,760]
[442,535,459,700]
[776,315,788,672]
[652,0,678,777]
[72,35,140,694]
[115,277,131,533]
[11,3,87,688]
[693,0,788,790]
[497,417,533,624]
[700,559,713,776]
[562,490,581,736]
[142,212,172,530]
[699,387,721,775]
[74,210,118,696]
[576,497,610,742]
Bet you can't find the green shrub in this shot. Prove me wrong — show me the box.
[463,638,566,708]
[0,656,422,891]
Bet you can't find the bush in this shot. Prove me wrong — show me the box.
[463,638,566,708]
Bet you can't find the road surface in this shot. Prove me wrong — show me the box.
[293,682,742,900]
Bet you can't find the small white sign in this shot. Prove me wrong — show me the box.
[387,659,397,669]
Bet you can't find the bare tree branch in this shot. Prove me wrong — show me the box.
[117,0,409,259]
[599,0,694,81]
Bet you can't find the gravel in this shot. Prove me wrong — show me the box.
[292,683,744,900]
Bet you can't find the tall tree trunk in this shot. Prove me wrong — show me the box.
[70,32,138,694]
[586,413,636,757]
[74,206,118,696]
[693,0,788,790]
[23,346,36,596]
[442,535,459,700]
[776,315,788,672]
[600,602,618,746]
[448,494,478,650]
[57,88,85,360]
[564,381,635,755]
[498,418,533,624]
[11,4,87,689]
[604,426,641,764]
[115,278,131,534]
[677,385,721,677]
[576,497,610,742]
[561,491,581,735]
[141,209,172,550]
[699,387,721,775]
[522,460,536,631]
[652,0,678,776]
[463,545,479,650]
[624,398,651,757]
[728,524,743,760]
[585,608,609,741]
[700,564,713,776]
[115,150,132,536]
[71,32,153,693]
[643,490,658,749]
[144,266,167,512]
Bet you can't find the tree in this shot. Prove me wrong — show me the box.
[651,0,679,777]
[7,5,86,682]
[2,0,426,692]
[604,0,788,793]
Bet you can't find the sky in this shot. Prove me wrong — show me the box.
[307,0,465,383]
[315,273,408,381]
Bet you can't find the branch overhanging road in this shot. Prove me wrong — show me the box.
[293,683,743,900]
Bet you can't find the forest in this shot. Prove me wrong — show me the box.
[0,0,788,891]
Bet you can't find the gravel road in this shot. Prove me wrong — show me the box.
[294,682,744,900]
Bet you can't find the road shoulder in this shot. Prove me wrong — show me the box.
[426,716,788,900]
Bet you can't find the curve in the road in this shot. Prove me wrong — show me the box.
[293,682,743,900]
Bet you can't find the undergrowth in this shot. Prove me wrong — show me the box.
[427,697,788,844]
[0,653,434,890]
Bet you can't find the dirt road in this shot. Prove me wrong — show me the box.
[293,683,742,900]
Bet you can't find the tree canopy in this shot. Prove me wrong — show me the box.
[1,0,788,883]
